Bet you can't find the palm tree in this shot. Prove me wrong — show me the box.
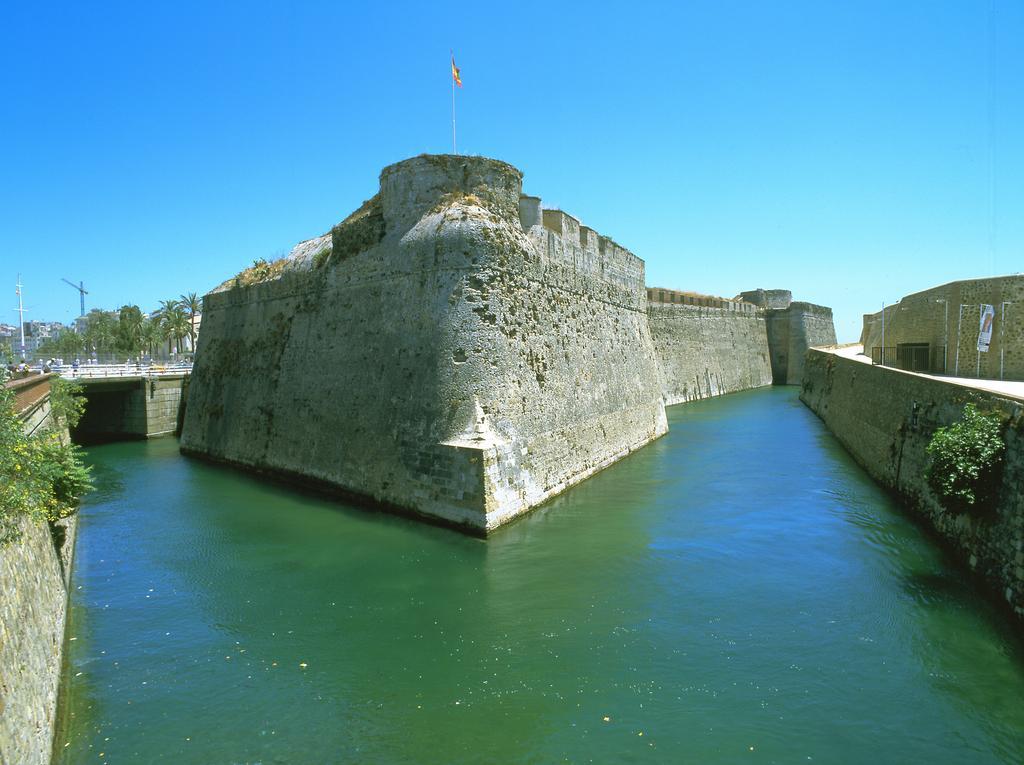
[180,292,201,351]
[156,299,183,355]
[141,316,162,360]
[83,309,117,359]
[116,305,145,357]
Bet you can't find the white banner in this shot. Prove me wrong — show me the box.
[977,304,995,352]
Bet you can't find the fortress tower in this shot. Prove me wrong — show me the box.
[180,155,669,533]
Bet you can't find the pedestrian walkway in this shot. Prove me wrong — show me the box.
[829,343,1024,401]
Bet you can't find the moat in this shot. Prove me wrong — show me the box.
[56,388,1024,764]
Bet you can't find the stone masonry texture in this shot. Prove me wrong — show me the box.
[181,155,670,533]
[645,295,772,405]
[0,395,77,765]
[180,154,837,534]
[801,348,1024,624]
[861,275,1024,380]
[72,375,188,443]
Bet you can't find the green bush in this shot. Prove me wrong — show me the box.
[0,376,93,545]
[50,377,86,429]
[312,246,332,268]
[926,403,1005,511]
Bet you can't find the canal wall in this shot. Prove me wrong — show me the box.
[181,154,668,533]
[1,376,77,765]
[646,298,773,404]
[800,348,1024,623]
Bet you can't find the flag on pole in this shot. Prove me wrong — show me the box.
[451,55,462,88]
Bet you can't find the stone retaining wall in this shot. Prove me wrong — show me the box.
[0,391,77,765]
[800,349,1024,624]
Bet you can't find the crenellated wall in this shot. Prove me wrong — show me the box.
[181,155,668,534]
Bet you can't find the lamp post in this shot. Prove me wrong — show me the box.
[1000,301,1011,380]
[976,304,983,378]
[954,304,969,377]
[880,302,885,365]
[935,298,948,373]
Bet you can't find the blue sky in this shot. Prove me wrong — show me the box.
[2,1,1021,341]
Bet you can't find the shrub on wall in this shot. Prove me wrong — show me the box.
[0,375,92,546]
[926,403,1005,511]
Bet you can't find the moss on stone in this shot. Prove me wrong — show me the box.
[331,193,384,262]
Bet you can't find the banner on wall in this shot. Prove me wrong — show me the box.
[977,304,995,352]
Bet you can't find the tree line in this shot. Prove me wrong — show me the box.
[36,293,201,360]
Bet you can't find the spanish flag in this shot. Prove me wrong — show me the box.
[451,55,462,88]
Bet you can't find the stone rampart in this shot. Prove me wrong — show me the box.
[647,303,772,404]
[0,385,77,765]
[764,301,837,384]
[801,348,1024,624]
[648,286,757,313]
[181,154,668,533]
[738,288,793,310]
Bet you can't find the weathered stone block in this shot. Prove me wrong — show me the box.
[181,155,668,533]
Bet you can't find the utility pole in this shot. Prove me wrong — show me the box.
[14,274,27,361]
[1000,301,1011,380]
[976,304,982,378]
[935,298,948,373]
[880,302,885,365]
[954,304,968,377]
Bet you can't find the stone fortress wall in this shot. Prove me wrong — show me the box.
[861,275,1024,380]
[738,289,837,385]
[181,155,669,534]
[181,154,837,534]
[646,288,772,404]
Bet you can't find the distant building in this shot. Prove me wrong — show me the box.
[861,275,1023,380]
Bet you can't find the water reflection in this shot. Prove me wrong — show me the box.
[57,388,1024,764]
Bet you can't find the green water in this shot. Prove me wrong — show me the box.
[56,388,1024,764]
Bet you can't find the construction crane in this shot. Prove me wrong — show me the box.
[61,278,88,317]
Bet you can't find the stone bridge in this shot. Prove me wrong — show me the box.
[62,367,190,443]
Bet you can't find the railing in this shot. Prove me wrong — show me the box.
[871,346,946,374]
[59,363,192,380]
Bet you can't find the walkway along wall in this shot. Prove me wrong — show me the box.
[0,375,77,765]
[181,155,668,534]
[800,349,1024,624]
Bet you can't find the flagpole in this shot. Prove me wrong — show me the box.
[451,51,457,154]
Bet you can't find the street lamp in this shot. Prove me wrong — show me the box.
[954,304,972,377]
[1000,302,1012,380]
[935,298,948,373]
